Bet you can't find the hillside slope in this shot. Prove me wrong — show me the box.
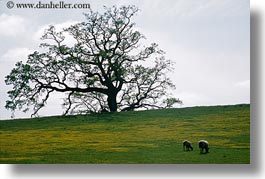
[0,104,250,164]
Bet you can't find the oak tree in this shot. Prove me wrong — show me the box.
[5,5,182,117]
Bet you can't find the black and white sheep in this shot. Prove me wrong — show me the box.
[198,140,209,153]
[183,140,193,151]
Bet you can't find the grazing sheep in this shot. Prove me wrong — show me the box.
[198,140,209,153]
[183,140,193,151]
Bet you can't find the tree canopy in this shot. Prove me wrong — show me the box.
[5,5,182,117]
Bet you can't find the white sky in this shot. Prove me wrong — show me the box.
[0,0,250,119]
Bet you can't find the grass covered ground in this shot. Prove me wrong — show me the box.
[0,104,250,164]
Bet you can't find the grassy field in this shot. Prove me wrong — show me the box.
[0,104,250,164]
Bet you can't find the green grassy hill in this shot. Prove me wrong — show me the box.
[0,104,250,164]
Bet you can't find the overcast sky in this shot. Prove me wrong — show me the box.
[0,0,249,119]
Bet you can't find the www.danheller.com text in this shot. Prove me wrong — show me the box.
[6,1,91,9]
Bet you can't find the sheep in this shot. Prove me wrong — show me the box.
[198,140,209,154]
[183,140,193,151]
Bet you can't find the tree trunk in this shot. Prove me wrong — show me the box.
[107,92,118,112]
